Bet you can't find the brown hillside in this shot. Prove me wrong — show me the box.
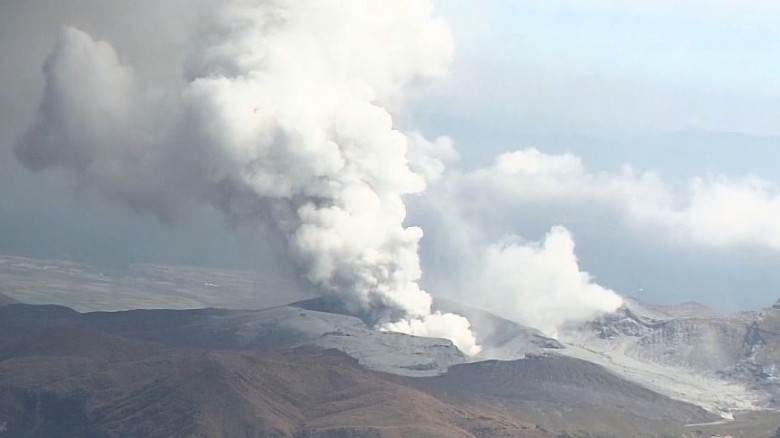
[0,327,548,438]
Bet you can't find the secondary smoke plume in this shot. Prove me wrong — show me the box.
[15,0,479,355]
[480,227,623,338]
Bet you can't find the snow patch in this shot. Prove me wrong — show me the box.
[560,329,761,416]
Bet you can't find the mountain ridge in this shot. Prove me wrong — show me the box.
[0,302,718,437]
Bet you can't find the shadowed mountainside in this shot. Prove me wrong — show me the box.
[0,303,466,377]
[0,324,545,437]
[417,355,711,437]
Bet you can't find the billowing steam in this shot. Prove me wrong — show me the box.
[480,227,623,338]
[14,0,480,355]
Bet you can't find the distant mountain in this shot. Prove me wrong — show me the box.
[0,292,19,306]
[0,255,306,312]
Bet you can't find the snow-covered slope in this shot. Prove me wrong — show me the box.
[266,296,780,415]
[230,305,468,376]
[558,298,769,416]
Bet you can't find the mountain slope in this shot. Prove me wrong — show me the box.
[559,298,766,414]
[418,354,713,437]
[0,303,717,437]
[0,303,466,377]
[432,298,565,359]
[0,325,548,438]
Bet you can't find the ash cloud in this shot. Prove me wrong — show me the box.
[15,1,479,355]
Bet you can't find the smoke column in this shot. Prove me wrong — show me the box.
[15,0,480,355]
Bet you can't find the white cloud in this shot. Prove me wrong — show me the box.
[460,148,780,251]
[667,177,780,249]
[404,147,780,337]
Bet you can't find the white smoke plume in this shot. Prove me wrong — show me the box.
[414,181,624,338]
[479,227,623,338]
[14,0,480,355]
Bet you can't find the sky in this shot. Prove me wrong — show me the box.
[2,0,780,316]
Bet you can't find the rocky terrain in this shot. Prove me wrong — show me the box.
[420,354,711,437]
[2,255,780,436]
[0,300,466,379]
[558,297,780,416]
[0,330,532,437]
[0,300,716,437]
